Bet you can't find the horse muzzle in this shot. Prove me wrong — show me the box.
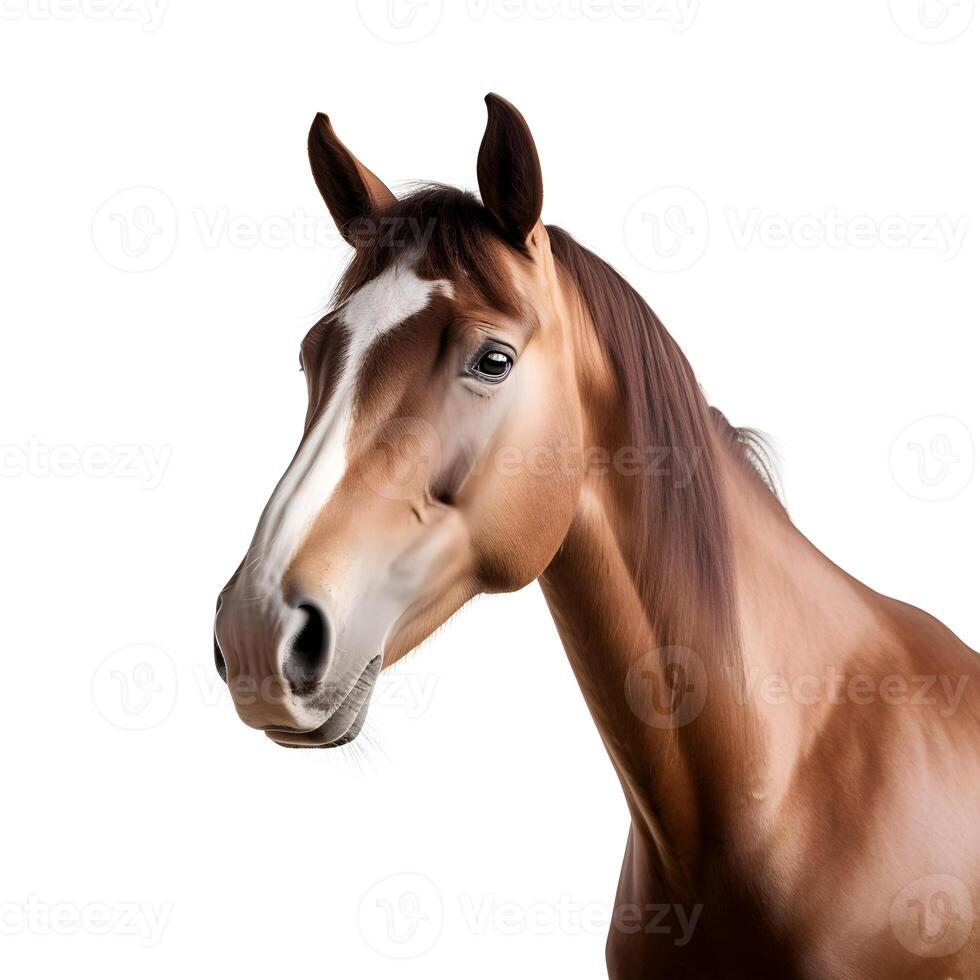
[213,585,381,747]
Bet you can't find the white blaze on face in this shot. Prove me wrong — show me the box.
[240,263,453,603]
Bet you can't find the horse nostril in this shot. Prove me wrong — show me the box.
[213,593,228,683]
[283,602,332,695]
[213,633,228,682]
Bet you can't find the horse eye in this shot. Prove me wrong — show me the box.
[470,348,513,382]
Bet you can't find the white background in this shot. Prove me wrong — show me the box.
[1,1,978,977]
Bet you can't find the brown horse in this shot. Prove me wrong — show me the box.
[214,95,980,978]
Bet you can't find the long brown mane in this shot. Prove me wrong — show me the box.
[547,225,744,666]
[334,185,778,666]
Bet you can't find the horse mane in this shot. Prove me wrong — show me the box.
[547,226,769,663]
[333,184,520,316]
[334,185,781,662]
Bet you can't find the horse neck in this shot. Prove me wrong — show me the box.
[539,445,760,888]
[538,292,883,890]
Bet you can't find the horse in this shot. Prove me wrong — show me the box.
[214,95,980,979]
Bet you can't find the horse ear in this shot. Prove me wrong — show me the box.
[308,112,396,247]
[477,94,543,249]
